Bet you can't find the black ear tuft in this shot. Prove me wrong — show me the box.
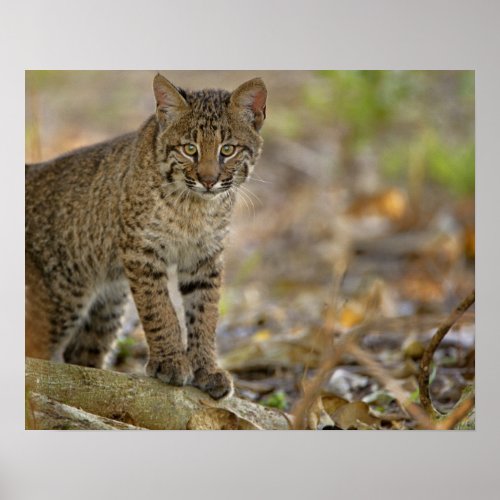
[176,87,188,101]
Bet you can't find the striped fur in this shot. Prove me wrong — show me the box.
[25,74,266,399]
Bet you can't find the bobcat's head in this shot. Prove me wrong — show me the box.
[153,73,266,199]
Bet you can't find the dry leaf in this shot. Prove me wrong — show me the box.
[400,272,445,303]
[346,187,408,222]
[402,335,425,360]
[321,394,349,415]
[331,401,381,430]
[338,302,365,329]
[389,358,419,379]
[305,396,335,430]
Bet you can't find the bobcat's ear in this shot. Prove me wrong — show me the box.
[153,73,189,127]
[230,78,267,131]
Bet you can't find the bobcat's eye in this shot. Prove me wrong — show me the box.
[183,144,197,156]
[220,144,235,157]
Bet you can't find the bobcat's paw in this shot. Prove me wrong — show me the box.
[146,354,193,386]
[193,367,234,400]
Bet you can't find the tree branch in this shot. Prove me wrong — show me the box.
[418,290,475,418]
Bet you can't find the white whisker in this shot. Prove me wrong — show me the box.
[247,175,273,184]
[238,184,262,206]
[233,185,255,218]
[172,186,189,208]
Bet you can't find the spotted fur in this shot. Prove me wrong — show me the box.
[25,74,267,399]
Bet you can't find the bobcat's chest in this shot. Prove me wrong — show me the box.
[148,199,228,266]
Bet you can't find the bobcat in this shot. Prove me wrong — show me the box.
[25,73,267,399]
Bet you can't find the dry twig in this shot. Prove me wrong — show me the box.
[435,395,475,430]
[292,335,353,429]
[347,344,434,429]
[418,290,475,418]
[292,261,347,429]
[291,267,389,429]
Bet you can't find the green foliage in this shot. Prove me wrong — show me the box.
[383,130,475,196]
[261,390,288,410]
[426,138,475,196]
[302,70,474,196]
[304,70,412,144]
[26,70,70,90]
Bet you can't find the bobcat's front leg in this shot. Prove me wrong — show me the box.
[122,251,193,386]
[178,254,233,399]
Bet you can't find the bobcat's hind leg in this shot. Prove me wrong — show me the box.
[26,258,59,360]
[63,289,127,369]
[26,283,53,360]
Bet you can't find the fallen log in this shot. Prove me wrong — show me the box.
[25,357,290,430]
[28,392,144,430]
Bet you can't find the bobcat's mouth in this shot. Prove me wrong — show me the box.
[184,178,233,197]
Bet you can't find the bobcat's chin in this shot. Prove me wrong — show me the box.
[196,190,228,201]
[187,184,232,199]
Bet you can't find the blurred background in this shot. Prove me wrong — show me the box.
[26,71,475,428]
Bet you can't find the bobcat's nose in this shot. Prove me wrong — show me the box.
[199,175,218,190]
